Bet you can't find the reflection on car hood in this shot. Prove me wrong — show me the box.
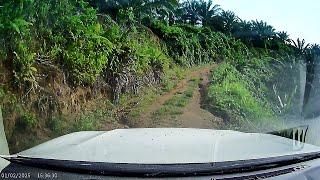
[17,128,320,164]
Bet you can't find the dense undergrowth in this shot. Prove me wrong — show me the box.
[0,0,319,151]
[205,59,276,131]
[204,51,312,131]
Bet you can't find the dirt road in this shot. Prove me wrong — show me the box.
[135,64,223,129]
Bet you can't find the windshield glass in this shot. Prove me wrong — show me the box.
[0,0,320,163]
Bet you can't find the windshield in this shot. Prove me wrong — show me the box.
[0,0,320,165]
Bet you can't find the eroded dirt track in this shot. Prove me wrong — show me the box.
[135,64,223,129]
[177,70,223,129]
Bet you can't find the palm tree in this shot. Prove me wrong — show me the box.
[89,0,179,21]
[196,0,221,26]
[251,20,276,39]
[146,0,179,24]
[250,20,276,48]
[276,31,290,44]
[310,44,320,56]
[179,0,202,25]
[290,38,310,54]
[205,10,238,33]
[238,20,252,33]
[145,0,179,19]
[233,20,253,44]
[178,0,221,26]
[219,10,239,34]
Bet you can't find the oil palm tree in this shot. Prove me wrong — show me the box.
[179,0,202,25]
[276,31,290,43]
[290,38,310,54]
[251,20,276,39]
[219,10,239,34]
[178,0,220,26]
[196,0,221,26]
[233,20,253,45]
[152,0,179,24]
[294,38,310,53]
[310,44,320,56]
[251,20,276,48]
[205,10,238,33]
[89,0,179,21]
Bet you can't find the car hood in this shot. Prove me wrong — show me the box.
[15,128,320,164]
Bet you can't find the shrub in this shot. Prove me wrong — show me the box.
[210,62,243,84]
[150,21,205,65]
[205,63,275,130]
[104,24,171,84]
[48,116,65,134]
[0,1,37,88]
[19,112,38,128]
[62,23,113,84]
[53,3,114,84]
[0,0,115,86]
[207,82,272,121]
[73,109,114,131]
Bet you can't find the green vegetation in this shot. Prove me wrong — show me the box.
[0,0,319,151]
[152,78,199,124]
[161,65,185,92]
[205,62,276,131]
[72,109,115,131]
[164,81,197,108]
[19,112,38,128]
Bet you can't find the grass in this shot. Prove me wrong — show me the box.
[151,78,200,124]
[19,112,38,128]
[122,86,159,126]
[48,115,65,134]
[75,107,116,131]
[152,106,183,126]
[205,62,282,132]
[161,65,186,92]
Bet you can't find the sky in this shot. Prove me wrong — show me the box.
[214,0,320,44]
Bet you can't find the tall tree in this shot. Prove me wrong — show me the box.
[290,38,310,54]
[206,10,239,34]
[276,31,290,43]
[233,20,253,44]
[88,0,179,21]
[178,0,220,25]
[251,20,276,48]
[179,0,202,25]
[220,10,239,34]
[196,0,221,26]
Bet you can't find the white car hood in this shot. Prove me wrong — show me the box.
[16,128,320,164]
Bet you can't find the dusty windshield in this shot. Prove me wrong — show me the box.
[0,0,319,155]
